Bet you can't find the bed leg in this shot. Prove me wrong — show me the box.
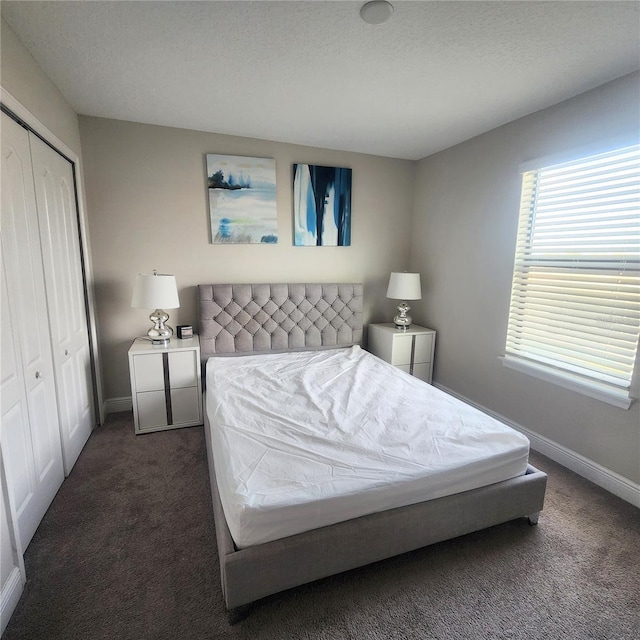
[527,512,540,526]
[227,603,253,625]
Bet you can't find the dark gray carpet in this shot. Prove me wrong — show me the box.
[3,412,639,639]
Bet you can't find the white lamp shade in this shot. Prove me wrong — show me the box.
[131,273,180,309]
[386,272,422,300]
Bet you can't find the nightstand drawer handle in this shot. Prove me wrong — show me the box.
[35,371,42,379]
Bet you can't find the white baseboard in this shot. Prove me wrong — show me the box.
[1,567,24,635]
[434,383,640,508]
[103,396,132,415]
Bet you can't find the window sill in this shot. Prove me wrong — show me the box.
[499,356,633,410]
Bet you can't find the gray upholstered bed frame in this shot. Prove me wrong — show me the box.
[198,283,547,612]
[198,282,364,358]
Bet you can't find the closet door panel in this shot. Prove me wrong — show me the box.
[1,404,33,536]
[0,285,33,520]
[0,450,26,635]
[1,114,64,550]
[30,134,94,474]
[1,130,51,385]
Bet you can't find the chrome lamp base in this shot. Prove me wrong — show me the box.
[393,301,412,330]
[147,308,173,345]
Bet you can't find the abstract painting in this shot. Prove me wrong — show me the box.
[206,154,278,244]
[293,164,352,246]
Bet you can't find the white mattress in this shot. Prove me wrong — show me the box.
[205,346,529,548]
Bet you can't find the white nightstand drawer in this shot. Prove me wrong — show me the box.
[168,350,198,388]
[171,386,201,424]
[413,334,433,364]
[133,353,165,392]
[413,362,432,383]
[136,390,167,430]
[388,333,434,366]
[135,387,201,432]
[391,335,413,366]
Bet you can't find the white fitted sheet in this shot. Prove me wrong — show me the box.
[205,346,529,548]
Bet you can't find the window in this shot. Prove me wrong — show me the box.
[502,144,640,409]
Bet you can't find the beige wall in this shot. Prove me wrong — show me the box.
[79,116,415,400]
[1,18,81,155]
[410,72,640,483]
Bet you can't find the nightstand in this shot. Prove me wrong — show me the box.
[128,336,203,434]
[367,323,436,384]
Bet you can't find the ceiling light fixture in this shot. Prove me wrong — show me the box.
[360,1,394,25]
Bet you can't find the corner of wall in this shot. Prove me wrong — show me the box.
[1,17,82,155]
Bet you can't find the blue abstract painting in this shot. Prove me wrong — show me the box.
[293,164,352,246]
[207,154,278,244]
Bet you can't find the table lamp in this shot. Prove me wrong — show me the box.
[386,272,421,330]
[131,271,180,345]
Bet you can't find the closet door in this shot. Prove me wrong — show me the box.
[30,134,94,475]
[0,113,65,550]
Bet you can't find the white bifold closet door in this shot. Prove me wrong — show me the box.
[1,113,65,550]
[30,131,94,473]
[1,112,94,550]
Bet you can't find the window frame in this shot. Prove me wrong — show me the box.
[501,143,640,410]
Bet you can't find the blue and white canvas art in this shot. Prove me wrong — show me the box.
[293,164,352,246]
[207,154,278,244]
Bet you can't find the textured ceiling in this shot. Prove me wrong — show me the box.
[2,1,639,160]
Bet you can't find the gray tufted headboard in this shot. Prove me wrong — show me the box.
[198,283,363,361]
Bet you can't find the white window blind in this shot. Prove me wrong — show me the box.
[504,144,640,407]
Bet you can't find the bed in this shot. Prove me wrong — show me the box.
[199,283,547,612]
